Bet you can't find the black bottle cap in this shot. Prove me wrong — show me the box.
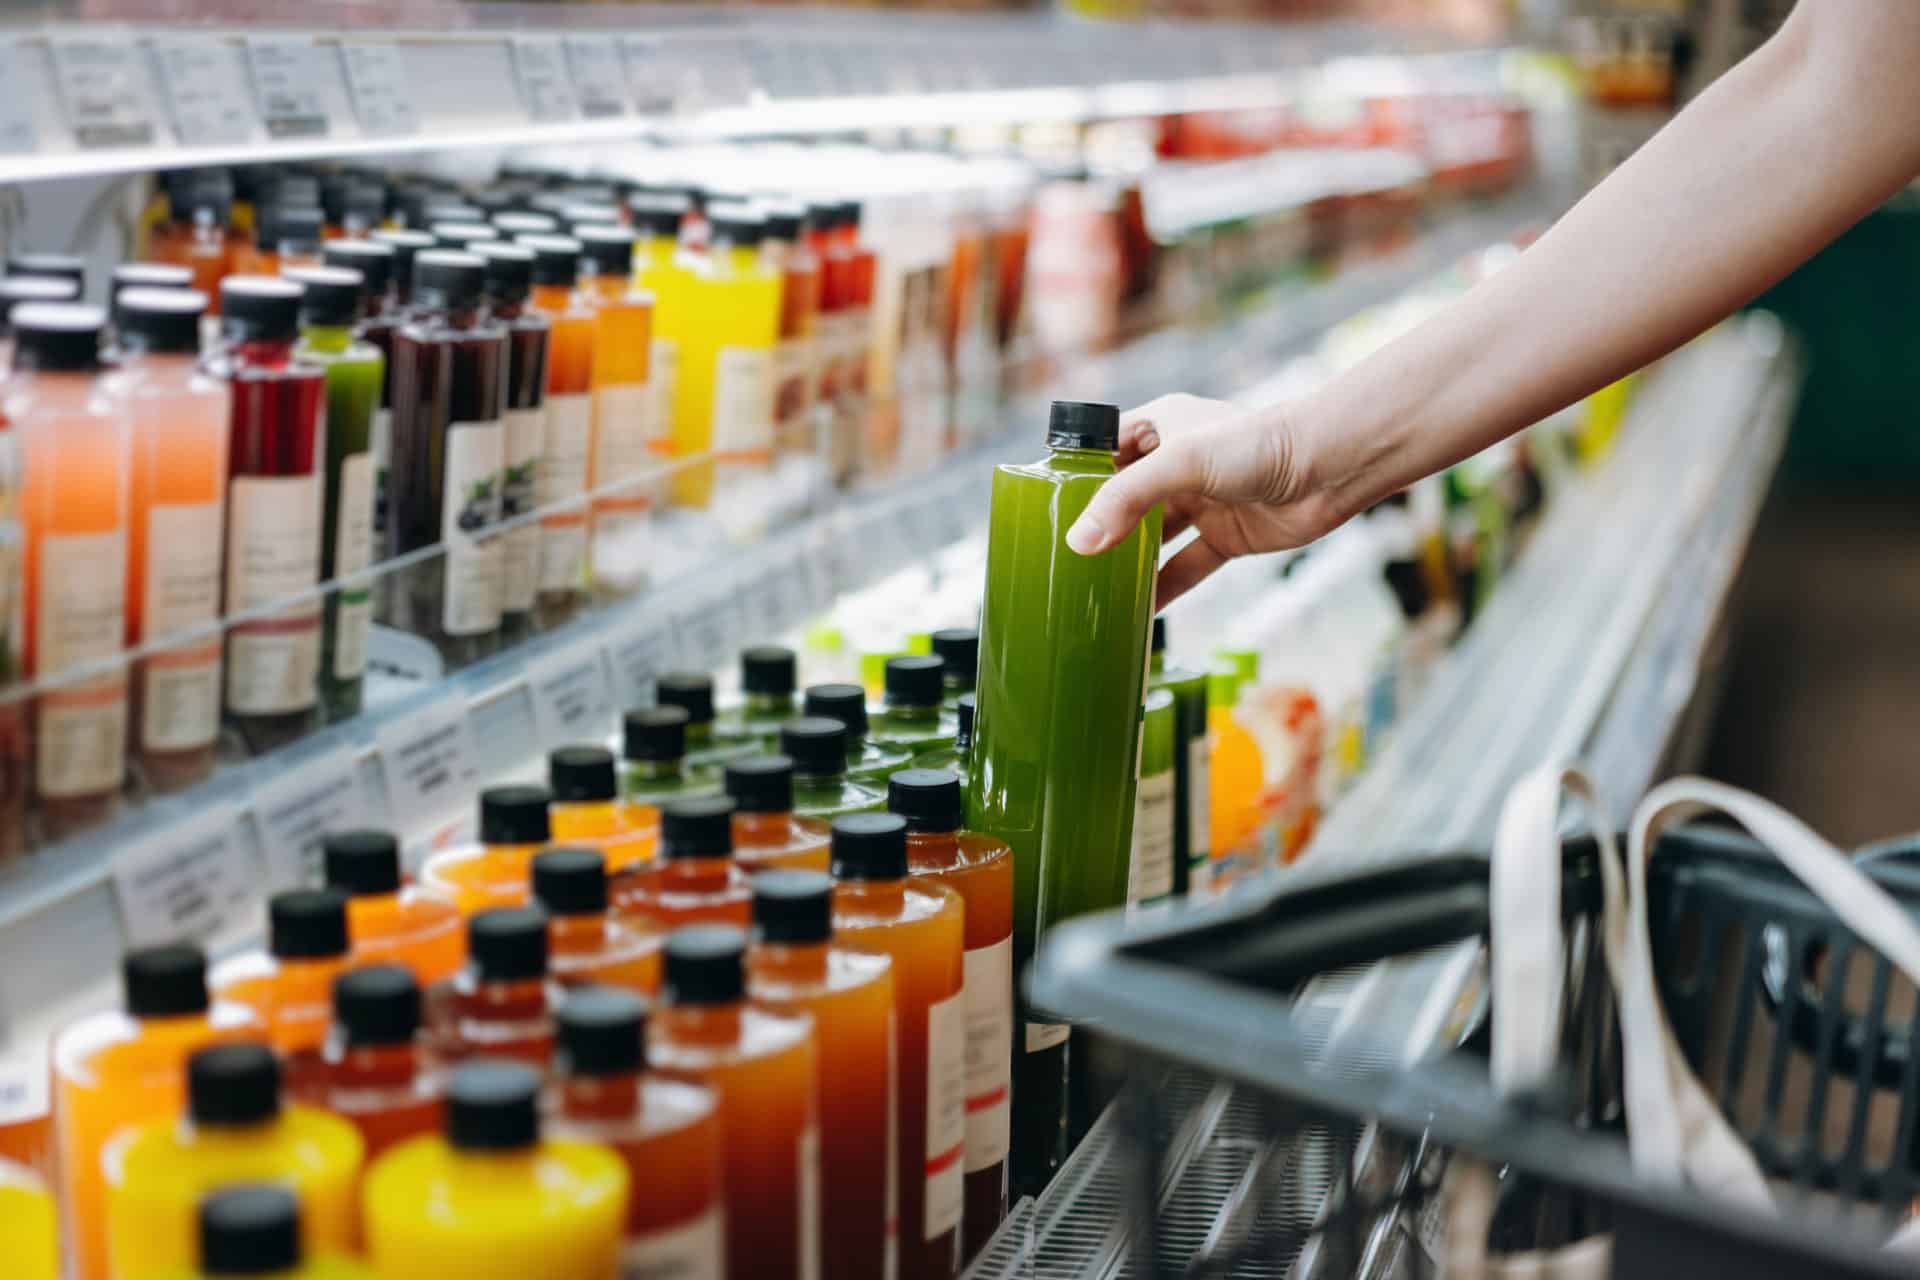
[929,629,977,686]
[656,673,715,726]
[661,795,735,859]
[532,848,608,917]
[838,200,865,232]
[283,265,363,328]
[431,221,499,251]
[412,249,486,310]
[468,906,550,982]
[623,705,688,762]
[562,202,621,229]
[1151,616,1167,654]
[830,812,909,881]
[752,870,832,945]
[111,262,192,291]
[804,684,869,737]
[556,985,648,1078]
[518,234,583,287]
[725,755,793,815]
[780,717,848,777]
[549,745,617,803]
[423,200,484,226]
[6,251,84,287]
[492,211,557,238]
[267,889,349,959]
[198,1185,302,1276]
[323,178,385,230]
[887,768,962,833]
[626,192,689,237]
[123,943,210,1018]
[884,656,944,708]
[446,1060,541,1151]
[332,964,420,1047]
[188,1042,281,1127]
[369,229,434,297]
[706,202,766,247]
[956,693,975,751]
[0,276,79,334]
[761,202,808,243]
[323,829,401,896]
[265,204,324,251]
[741,646,796,697]
[113,287,206,354]
[576,224,633,276]
[322,239,395,301]
[9,302,103,371]
[480,784,552,845]
[1047,400,1121,453]
[220,276,302,342]
[662,925,746,1006]
[473,242,534,305]
[185,173,234,223]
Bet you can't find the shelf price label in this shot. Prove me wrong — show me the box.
[152,36,256,148]
[0,41,37,154]
[340,42,420,138]
[564,38,629,120]
[250,742,369,892]
[607,619,681,714]
[111,802,259,951]
[527,640,614,751]
[618,37,675,115]
[511,37,578,124]
[375,689,480,844]
[245,37,332,140]
[48,35,158,149]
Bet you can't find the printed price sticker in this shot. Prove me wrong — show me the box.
[0,40,38,154]
[152,36,255,147]
[564,38,628,119]
[511,37,578,124]
[49,35,157,148]
[527,640,614,750]
[607,620,681,713]
[340,42,419,137]
[246,38,332,139]
[111,802,258,951]
[251,743,368,891]
[618,36,675,114]
[375,689,479,841]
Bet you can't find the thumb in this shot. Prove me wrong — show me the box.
[1066,437,1201,555]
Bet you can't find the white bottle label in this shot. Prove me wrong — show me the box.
[440,418,504,637]
[1128,767,1176,909]
[537,392,593,595]
[332,451,374,681]
[798,1123,822,1280]
[592,381,655,501]
[962,935,1013,1173]
[36,530,129,796]
[500,406,542,614]
[1025,1021,1069,1054]
[142,644,221,753]
[923,989,966,1242]
[1188,732,1213,880]
[225,473,322,716]
[711,346,775,459]
[142,501,222,751]
[649,338,678,451]
[621,1207,723,1280]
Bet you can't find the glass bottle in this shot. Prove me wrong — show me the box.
[577,225,657,598]
[670,202,779,512]
[765,203,821,455]
[714,644,799,747]
[1128,689,1178,911]
[782,717,885,820]
[185,1182,373,1280]
[612,794,752,932]
[519,235,593,627]
[181,176,236,312]
[533,847,662,996]
[236,204,324,277]
[322,177,385,241]
[803,683,911,783]
[420,784,553,917]
[620,705,719,806]
[310,965,443,1160]
[909,692,973,790]
[323,829,465,987]
[929,627,977,708]
[809,201,858,484]
[1148,617,1213,897]
[473,242,547,644]
[724,754,831,874]
[657,670,758,766]
[628,193,689,473]
[368,228,436,311]
[870,655,959,755]
[432,906,564,1068]
[549,744,659,874]
[210,888,351,1091]
[321,239,399,591]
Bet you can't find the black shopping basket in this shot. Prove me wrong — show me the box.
[1028,825,1920,1279]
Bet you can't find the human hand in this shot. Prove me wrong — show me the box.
[1065,393,1346,608]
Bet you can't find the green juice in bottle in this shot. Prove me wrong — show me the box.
[781,717,886,820]
[869,655,959,755]
[909,692,972,790]
[1148,618,1212,897]
[802,683,912,783]
[964,400,1162,1198]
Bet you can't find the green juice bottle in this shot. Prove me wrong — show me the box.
[1148,618,1212,897]
[909,692,972,789]
[869,655,959,754]
[620,706,720,806]
[289,266,382,723]
[715,646,800,748]
[803,683,913,783]
[656,672,760,771]
[780,717,886,820]
[963,400,1162,1199]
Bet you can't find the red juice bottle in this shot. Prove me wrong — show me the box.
[432,905,564,1069]
[614,795,753,933]
[310,964,444,1160]
[473,242,548,645]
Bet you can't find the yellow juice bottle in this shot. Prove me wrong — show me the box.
[176,1183,373,1280]
[628,193,690,470]
[670,203,779,510]
[0,1157,56,1280]
[548,745,659,874]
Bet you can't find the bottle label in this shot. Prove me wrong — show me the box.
[142,501,222,751]
[621,1207,723,1280]
[592,381,655,503]
[711,346,775,461]
[961,934,1013,1173]
[440,418,504,636]
[649,337,678,453]
[225,472,322,715]
[1128,766,1176,909]
[923,988,966,1241]
[35,530,128,795]
[798,1123,822,1280]
[537,392,593,595]
[370,405,390,538]
[332,451,374,681]
[1188,732,1213,879]
[500,406,542,613]
[844,306,872,398]
[1025,1020,1069,1054]
[774,334,815,444]
[141,642,221,753]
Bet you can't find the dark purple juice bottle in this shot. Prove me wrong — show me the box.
[474,242,550,647]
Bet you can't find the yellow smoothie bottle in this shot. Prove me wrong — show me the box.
[628,192,689,467]
[0,1157,56,1280]
[172,1183,372,1280]
[670,202,779,510]
[549,745,659,874]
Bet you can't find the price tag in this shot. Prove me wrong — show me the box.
[111,802,259,951]
[250,742,369,892]
[527,640,614,750]
[152,36,255,147]
[564,38,628,120]
[48,35,157,148]
[619,36,674,114]
[375,689,480,842]
[0,40,40,154]
[246,37,331,139]
[339,42,419,137]
[607,620,681,714]
[511,37,577,124]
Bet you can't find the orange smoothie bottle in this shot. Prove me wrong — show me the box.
[651,925,821,1280]
[323,830,465,987]
[548,745,659,874]
[552,986,725,1277]
[577,226,656,598]
[420,785,552,916]
[432,907,564,1068]
[533,848,662,996]
[309,965,443,1160]
[829,814,965,1280]
[748,872,896,1280]
[890,770,1013,1261]
[725,755,831,873]
[52,945,260,1280]
[521,235,594,627]
[211,889,351,1092]
[613,795,753,931]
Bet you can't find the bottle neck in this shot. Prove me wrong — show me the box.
[795,763,847,787]
[658,1000,743,1047]
[661,855,731,890]
[745,692,794,717]
[531,282,576,311]
[229,336,297,367]
[628,758,682,781]
[300,323,354,355]
[331,1039,424,1086]
[734,810,793,845]
[836,878,906,914]
[885,699,939,724]
[753,940,830,984]
[491,298,528,322]
[906,828,962,872]
[560,1071,642,1122]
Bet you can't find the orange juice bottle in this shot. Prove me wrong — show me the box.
[650,925,820,1280]
[323,830,465,987]
[53,944,260,1280]
[548,744,659,874]
[0,1157,57,1280]
[829,814,965,1280]
[551,986,724,1276]
[420,785,552,916]
[520,235,594,627]
[1206,670,1263,881]
[432,907,564,1069]
[106,1043,363,1280]
[765,203,821,455]
[725,755,831,873]
[185,1183,373,1280]
[211,889,351,1092]
[612,795,753,931]
[309,965,443,1160]
[577,226,655,597]
[748,871,896,1280]
[533,848,662,996]
[890,769,1013,1261]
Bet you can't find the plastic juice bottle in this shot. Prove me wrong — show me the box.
[108,287,228,794]
[871,655,960,755]
[214,277,327,754]
[781,717,885,820]
[715,644,799,746]
[724,754,831,873]
[106,1043,363,1279]
[323,829,466,986]
[628,193,689,461]
[211,889,352,1089]
[657,670,759,765]
[1206,670,1263,880]
[182,1183,373,1280]
[802,683,912,783]
[520,235,594,627]
[533,848,663,995]
[363,1059,627,1280]
[576,225,656,598]
[964,400,1162,1199]
[748,872,896,1280]
[620,705,718,806]
[181,178,236,311]
[1128,690,1178,911]
[909,693,973,789]
[474,243,548,644]
[549,744,659,873]
[551,986,725,1277]
[650,925,820,1280]
[308,965,443,1160]
[840,203,877,449]
[1148,618,1212,897]
[0,1157,56,1280]
[344,234,413,558]
[420,785,553,916]
[433,906,564,1068]
[829,813,965,1280]
[670,202,779,511]
[613,795,753,931]
[929,628,977,709]
[887,770,1011,1262]
[764,203,821,455]
[809,202,857,485]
